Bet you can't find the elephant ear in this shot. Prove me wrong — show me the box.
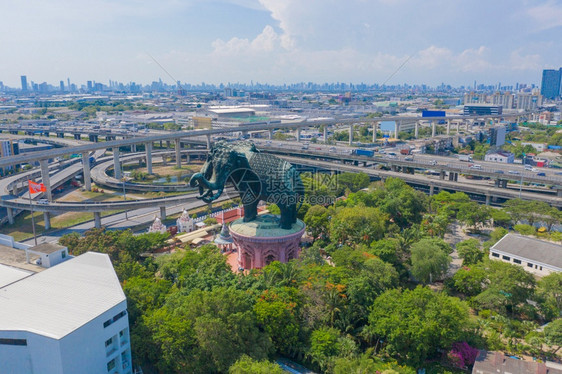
[249,143,260,153]
[234,152,251,169]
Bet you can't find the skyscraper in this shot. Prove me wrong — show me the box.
[20,75,27,92]
[540,68,562,100]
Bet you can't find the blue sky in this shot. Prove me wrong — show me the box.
[1,0,561,87]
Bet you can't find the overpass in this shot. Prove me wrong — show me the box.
[280,156,562,208]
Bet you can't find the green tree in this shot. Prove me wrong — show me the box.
[544,318,562,354]
[410,238,452,284]
[368,286,469,367]
[473,260,536,315]
[457,202,490,231]
[330,206,388,245]
[254,288,301,355]
[536,272,562,320]
[304,205,330,239]
[452,265,487,296]
[146,287,272,373]
[229,356,284,374]
[456,239,484,265]
[308,327,341,371]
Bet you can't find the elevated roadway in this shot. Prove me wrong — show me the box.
[280,156,562,207]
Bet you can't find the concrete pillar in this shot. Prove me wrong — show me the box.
[323,127,328,142]
[113,148,122,180]
[269,129,273,140]
[431,121,436,137]
[43,212,51,230]
[501,180,507,188]
[206,134,211,149]
[297,128,301,142]
[82,153,91,191]
[446,120,451,135]
[372,122,377,142]
[348,124,353,146]
[7,207,14,225]
[395,121,400,139]
[466,121,470,131]
[429,185,435,196]
[39,159,52,201]
[145,142,153,174]
[415,122,419,139]
[439,170,445,180]
[557,188,562,197]
[485,194,491,206]
[160,206,166,221]
[94,212,101,229]
[166,140,171,149]
[175,139,181,168]
[456,122,460,133]
[159,140,163,148]
[131,144,136,152]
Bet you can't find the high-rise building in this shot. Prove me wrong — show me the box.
[540,68,562,100]
[20,75,28,91]
[59,80,64,91]
[516,93,542,110]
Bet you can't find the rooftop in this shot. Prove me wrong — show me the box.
[230,214,305,238]
[491,234,562,269]
[472,350,562,374]
[29,242,67,255]
[0,243,43,273]
[0,252,126,339]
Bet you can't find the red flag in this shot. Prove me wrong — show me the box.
[28,180,47,194]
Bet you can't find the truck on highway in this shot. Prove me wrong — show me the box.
[81,156,95,167]
[458,154,473,162]
[354,149,374,157]
[400,148,411,155]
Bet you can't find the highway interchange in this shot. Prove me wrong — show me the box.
[1,114,560,242]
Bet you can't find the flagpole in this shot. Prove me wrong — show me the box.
[27,180,38,246]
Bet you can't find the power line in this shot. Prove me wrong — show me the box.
[381,52,416,86]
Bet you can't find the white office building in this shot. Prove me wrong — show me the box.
[484,151,514,163]
[0,252,132,374]
[489,234,562,277]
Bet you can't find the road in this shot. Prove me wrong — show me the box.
[21,192,231,245]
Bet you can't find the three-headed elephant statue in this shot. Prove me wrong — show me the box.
[189,141,305,230]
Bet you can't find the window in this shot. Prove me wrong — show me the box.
[0,338,27,346]
[491,252,500,258]
[502,255,510,261]
[62,251,66,259]
[105,337,113,347]
[513,259,521,264]
[540,266,543,271]
[107,358,116,372]
[103,310,127,328]
[527,263,533,268]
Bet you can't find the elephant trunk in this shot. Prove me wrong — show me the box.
[189,169,228,202]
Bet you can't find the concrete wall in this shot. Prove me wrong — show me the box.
[489,251,560,277]
[0,301,131,374]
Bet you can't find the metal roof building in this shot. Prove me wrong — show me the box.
[0,252,132,374]
[489,234,562,277]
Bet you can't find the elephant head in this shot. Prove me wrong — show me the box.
[189,141,257,203]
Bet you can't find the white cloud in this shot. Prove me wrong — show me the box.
[212,25,280,55]
[526,1,562,30]
[509,50,542,71]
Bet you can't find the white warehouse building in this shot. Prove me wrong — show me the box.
[0,252,132,374]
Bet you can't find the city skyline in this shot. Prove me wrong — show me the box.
[1,1,561,87]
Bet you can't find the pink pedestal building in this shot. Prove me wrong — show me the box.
[229,214,305,270]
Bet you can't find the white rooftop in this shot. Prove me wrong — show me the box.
[0,264,32,288]
[0,252,126,339]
